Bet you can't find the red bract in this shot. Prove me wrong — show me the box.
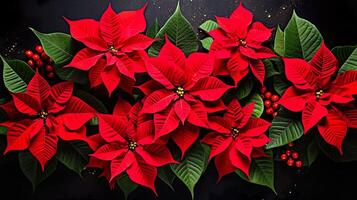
[0,72,96,170]
[279,43,357,153]
[65,4,154,95]
[209,4,275,86]
[201,99,270,180]
[88,100,176,194]
[139,37,232,156]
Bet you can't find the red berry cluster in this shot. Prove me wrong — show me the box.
[24,45,55,79]
[260,86,280,118]
[280,143,303,168]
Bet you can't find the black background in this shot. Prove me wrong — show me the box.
[1,0,357,200]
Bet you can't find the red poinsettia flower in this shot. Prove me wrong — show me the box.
[209,3,275,85]
[0,72,96,169]
[139,37,232,156]
[279,42,357,153]
[65,4,154,95]
[88,99,176,194]
[201,99,270,180]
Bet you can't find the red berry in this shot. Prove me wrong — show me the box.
[260,86,267,94]
[265,108,274,115]
[32,54,40,61]
[264,92,272,99]
[288,142,294,147]
[264,100,272,108]
[273,112,278,118]
[272,103,280,110]
[292,152,299,159]
[27,60,34,67]
[271,95,280,102]
[36,60,44,68]
[45,65,54,72]
[41,52,49,60]
[287,158,295,167]
[286,150,292,156]
[35,45,43,53]
[295,160,302,168]
[24,50,33,58]
[280,154,287,161]
[47,72,55,79]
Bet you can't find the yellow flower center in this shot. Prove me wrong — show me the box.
[176,86,185,97]
[128,141,138,151]
[239,39,247,47]
[231,127,239,140]
[38,111,48,119]
[315,89,324,99]
[108,45,119,55]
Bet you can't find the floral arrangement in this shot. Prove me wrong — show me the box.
[0,2,356,198]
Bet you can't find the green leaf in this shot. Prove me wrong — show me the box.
[236,75,255,100]
[148,2,198,56]
[158,166,176,190]
[30,28,88,84]
[266,108,304,149]
[305,140,319,166]
[241,93,264,118]
[273,75,290,96]
[55,141,90,175]
[284,11,323,60]
[200,37,213,51]
[236,150,275,193]
[331,45,357,67]
[73,89,108,114]
[199,20,219,33]
[0,126,7,135]
[147,18,160,38]
[274,26,285,56]
[170,142,210,199]
[263,59,280,78]
[1,57,35,93]
[338,47,357,74]
[19,151,57,191]
[117,173,138,200]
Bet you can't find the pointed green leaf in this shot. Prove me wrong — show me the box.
[55,141,90,175]
[199,20,219,33]
[273,75,290,96]
[266,108,303,149]
[147,18,160,38]
[274,26,285,56]
[241,93,264,118]
[331,45,357,67]
[200,37,213,51]
[117,173,138,200]
[236,75,255,100]
[30,28,88,84]
[305,140,319,166]
[284,11,323,60]
[338,47,357,74]
[148,2,198,56]
[158,166,176,190]
[19,151,57,191]
[170,142,210,199]
[1,57,35,93]
[263,59,281,78]
[0,126,7,135]
[236,150,275,193]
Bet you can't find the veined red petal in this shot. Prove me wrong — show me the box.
[174,99,191,124]
[88,58,105,88]
[65,18,107,51]
[101,65,121,96]
[110,152,135,182]
[318,109,348,154]
[229,146,251,178]
[201,132,232,160]
[208,116,231,134]
[158,36,186,68]
[113,98,132,119]
[47,82,74,113]
[279,87,311,112]
[246,22,272,44]
[184,53,213,86]
[97,114,127,143]
[154,108,180,139]
[171,124,200,159]
[29,128,58,171]
[250,59,265,85]
[302,101,328,133]
[99,5,121,45]
[241,118,271,138]
[136,145,177,167]
[284,58,317,90]
[142,89,176,113]
[344,109,357,128]
[66,48,103,71]
[121,34,155,52]
[187,102,209,128]
[136,80,163,96]
[91,143,127,161]
[25,72,50,107]
[12,93,41,116]
[214,147,237,181]
[227,52,249,85]
[190,76,233,101]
